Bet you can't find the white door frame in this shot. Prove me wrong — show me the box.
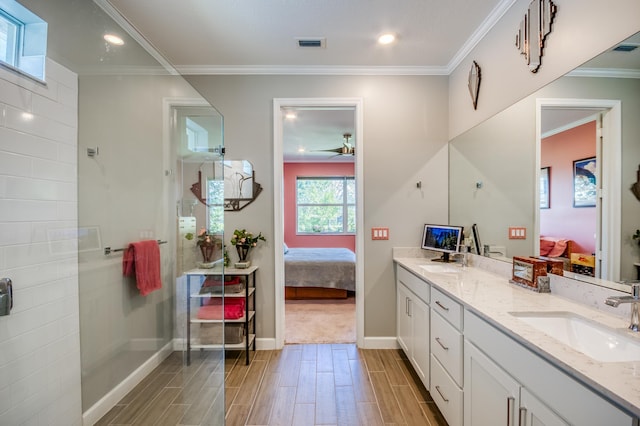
[535,98,621,281]
[273,98,364,349]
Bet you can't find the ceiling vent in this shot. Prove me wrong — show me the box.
[612,44,638,52]
[296,38,326,48]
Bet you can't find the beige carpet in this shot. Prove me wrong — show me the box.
[285,296,356,344]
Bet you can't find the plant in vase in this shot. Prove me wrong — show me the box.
[230,228,266,267]
[185,228,221,268]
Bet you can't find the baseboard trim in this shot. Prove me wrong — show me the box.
[176,336,387,352]
[257,337,396,350]
[256,337,276,350]
[362,336,400,349]
[173,337,186,351]
[82,340,174,426]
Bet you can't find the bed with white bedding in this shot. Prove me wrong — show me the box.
[284,247,356,299]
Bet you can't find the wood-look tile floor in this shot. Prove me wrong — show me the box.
[96,345,448,426]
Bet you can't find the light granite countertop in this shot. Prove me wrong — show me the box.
[393,254,640,418]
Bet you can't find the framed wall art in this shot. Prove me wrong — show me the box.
[540,167,550,209]
[573,157,596,207]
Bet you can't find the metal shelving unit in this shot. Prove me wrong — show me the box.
[185,265,258,365]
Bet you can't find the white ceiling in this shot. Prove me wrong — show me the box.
[18,0,640,162]
[106,0,508,75]
[103,0,510,162]
[282,107,356,163]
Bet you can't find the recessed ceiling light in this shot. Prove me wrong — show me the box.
[285,112,297,119]
[297,148,305,153]
[378,33,397,45]
[104,34,124,46]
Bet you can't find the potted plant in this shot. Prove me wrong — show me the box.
[230,229,266,266]
[185,228,221,266]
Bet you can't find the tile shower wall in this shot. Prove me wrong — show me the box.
[0,60,82,424]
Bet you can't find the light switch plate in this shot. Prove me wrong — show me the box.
[508,226,527,239]
[371,227,389,240]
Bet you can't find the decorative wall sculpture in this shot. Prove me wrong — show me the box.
[468,61,482,110]
[515,0,557,73]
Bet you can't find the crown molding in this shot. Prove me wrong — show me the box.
[565,68,640,79]
[174,65,449,76]
[446,0,518,74]
[541,113,600,139]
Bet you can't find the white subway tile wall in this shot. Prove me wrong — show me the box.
[0,58,82,424]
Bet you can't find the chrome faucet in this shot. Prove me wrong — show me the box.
[482,244,505,258]
[605,283,640,332]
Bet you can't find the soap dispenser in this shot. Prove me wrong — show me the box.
[0,278,13,316]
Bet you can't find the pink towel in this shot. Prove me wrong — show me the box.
[122,240,162,296]
[198,298,245,320]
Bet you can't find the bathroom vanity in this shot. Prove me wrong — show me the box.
[394,252,640,426]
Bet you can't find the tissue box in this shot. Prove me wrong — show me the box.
[511,256,549,292]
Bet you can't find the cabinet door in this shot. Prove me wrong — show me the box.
[397,282,412,354]
[410,295,429,384]
[464,340,520,426]
[520,388,569,426]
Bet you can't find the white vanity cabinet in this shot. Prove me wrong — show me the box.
[464,339,520,426]
[464,310,635,426]
[396,265,430,387]
[464,339,568,426]
[430,287,463,426]
[520,388,569,426]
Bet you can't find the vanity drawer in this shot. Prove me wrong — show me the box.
[430,354,463,426]
[431,287,462,330]
[431,309,463,387]
[397,265,430,304]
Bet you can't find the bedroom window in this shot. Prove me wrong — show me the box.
[296,177,355,234]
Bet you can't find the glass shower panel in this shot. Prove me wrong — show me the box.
[176,106,227,422]
[17,0,226,423]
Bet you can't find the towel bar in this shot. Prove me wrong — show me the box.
[104,240,167,255]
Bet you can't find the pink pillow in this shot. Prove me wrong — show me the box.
[539,237,556,256]
[548,239,568,257]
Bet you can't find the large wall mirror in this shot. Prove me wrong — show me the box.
[449,32,640,288]
[189,159,263,211]
[176,107,262,212]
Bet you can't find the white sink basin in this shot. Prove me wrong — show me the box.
[510,311,640,362]
[419,263,462,273]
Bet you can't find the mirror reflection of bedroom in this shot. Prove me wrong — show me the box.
[282,107,357,344]
[540,108,605,278]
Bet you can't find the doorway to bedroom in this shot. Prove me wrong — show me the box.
[273,98,364,348]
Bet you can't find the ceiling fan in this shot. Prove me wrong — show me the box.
[316,133,355,156]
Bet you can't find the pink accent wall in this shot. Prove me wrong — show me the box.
[540,121,596,254]
[284,162,356,252]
